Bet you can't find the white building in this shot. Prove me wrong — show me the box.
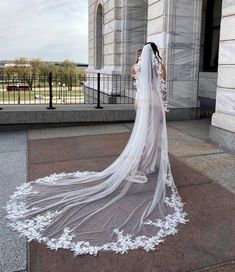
[88,0,235,153]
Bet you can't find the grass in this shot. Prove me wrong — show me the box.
[0,86,85,104]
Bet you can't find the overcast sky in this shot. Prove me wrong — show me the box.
[0,0,88,63]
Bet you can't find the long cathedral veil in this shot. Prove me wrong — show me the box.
[5,44,188,256]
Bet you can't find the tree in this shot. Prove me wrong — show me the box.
[38,62,58,78]
[4,57,43,90]
[3,58,86,90]
[57,60,85,91]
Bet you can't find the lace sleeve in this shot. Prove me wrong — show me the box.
[152,56,169,112]
[159,65,169,112]
[135,58,141,80]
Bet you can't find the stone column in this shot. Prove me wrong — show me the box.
[120,0,148,76]
[86,0,148,103]
[89,0,148,76]
[210,0,235,152]
[148,0,203,119]
[86,0,123,103]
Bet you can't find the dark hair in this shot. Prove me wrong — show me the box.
[144,42,162,62]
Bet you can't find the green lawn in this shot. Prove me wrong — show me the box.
[0,86,85,104]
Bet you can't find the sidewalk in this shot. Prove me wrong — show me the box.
[0,131,27,272]
[1,119,235,272]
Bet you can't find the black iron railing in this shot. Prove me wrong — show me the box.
[0,73,135,109]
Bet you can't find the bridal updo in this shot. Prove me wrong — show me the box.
[144,42,162,62]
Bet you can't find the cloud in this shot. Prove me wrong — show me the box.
[0,0,88,63]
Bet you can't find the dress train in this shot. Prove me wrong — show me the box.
[4,44,188,256]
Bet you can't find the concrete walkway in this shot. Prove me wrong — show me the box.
[1,119,235,272]
[167,119,235,194]
[0,131,27,272]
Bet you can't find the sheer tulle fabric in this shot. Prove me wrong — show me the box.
[5,44,188,256]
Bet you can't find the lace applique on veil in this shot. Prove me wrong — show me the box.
[135,54,169,112]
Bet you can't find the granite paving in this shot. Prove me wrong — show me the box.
[1,120,234,272]
[26,123,235,272]
[0,131,27,272]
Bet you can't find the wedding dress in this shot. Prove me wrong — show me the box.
[4,44,188,256]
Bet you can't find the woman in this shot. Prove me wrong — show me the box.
[5,43,188,256]
[131,44,168,112]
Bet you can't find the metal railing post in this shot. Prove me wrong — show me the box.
[95,73,103,109]
[0,75,3,109]
[47,72,55,109]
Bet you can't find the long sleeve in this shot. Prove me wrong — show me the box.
[153,58,169,112]
[159,64,169,112]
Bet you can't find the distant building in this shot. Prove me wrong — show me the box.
[0,60,88,72]
[45,61,88,71]
[0,61,31,71]
[88,0,235,152]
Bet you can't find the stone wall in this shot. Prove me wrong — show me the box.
[87,0,235,129]
[88,0,125,74]
[211,0,235,132]
[210,0,235,151]
[88,0,147,76]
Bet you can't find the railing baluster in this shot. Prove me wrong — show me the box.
[47,72,55,110]
[0,74,2,109]
[0,72,136,107]
[95,73,103,109]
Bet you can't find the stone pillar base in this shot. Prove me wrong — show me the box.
[210,114,235,153]
[211,112,235,133]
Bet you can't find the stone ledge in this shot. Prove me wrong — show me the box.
[0,105,200,131]
[0,105,135,130]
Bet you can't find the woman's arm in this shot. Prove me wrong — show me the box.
[161,63,166,81]
[130,65,136,80]
[160,63,170,112]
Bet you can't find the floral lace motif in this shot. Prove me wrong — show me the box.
[152,56,169,112]
[4,170,189,256]
[135,55,169,112]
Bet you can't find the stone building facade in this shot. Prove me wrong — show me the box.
[88,0,235,152]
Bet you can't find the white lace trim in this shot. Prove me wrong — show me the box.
[4,170,188,256]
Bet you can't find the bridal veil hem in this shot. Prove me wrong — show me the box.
[4,170,188,256]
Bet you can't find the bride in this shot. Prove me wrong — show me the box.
[5,42,188,256]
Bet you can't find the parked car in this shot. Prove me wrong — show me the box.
[35,94,44,99]
[7,83,30,92]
